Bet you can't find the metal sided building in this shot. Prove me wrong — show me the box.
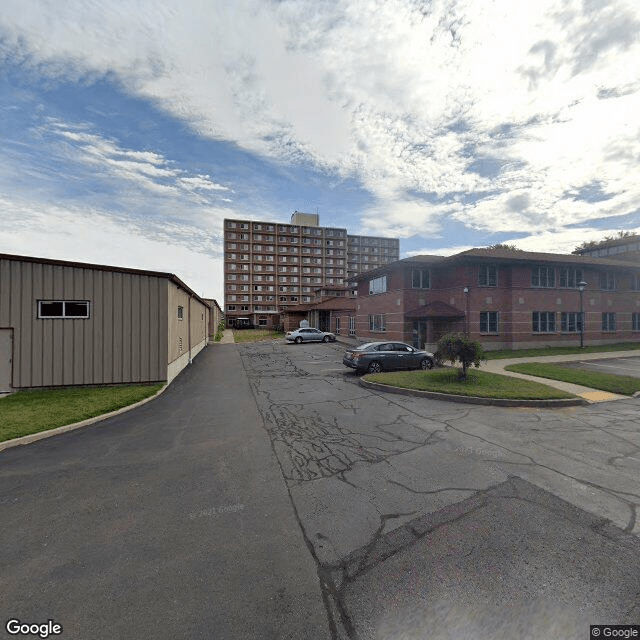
[0,254,210,392]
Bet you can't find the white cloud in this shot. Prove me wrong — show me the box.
[0,195,225,301]
[1,0,640,248]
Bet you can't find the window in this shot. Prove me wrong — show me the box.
[480,311,498,333]
[369,314,386,331]
[177,306,184,320]
[633,313,640,331]
[532,312,556,333]
[335,317,341,334]
[369,275,388,294]
[532,266,555,288]
[633,275,640,291]
[559,267,582,288]
[258,316,268,326]
[349,316,356,335]
[602,312,616,332]
[227,305,236,311]
[412,268,430,289]
[38,300,90,319]
[478,265,497,287]
[561,312,582,332]
[600,272,616,290]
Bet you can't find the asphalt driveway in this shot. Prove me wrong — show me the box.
[0,345,329,640]
[2,340,639,640]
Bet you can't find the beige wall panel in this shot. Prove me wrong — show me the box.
[20,260,33,386]
[83,269,94,384]
[0,259,11,327]
[102,271,114,383]
[122,273,132,382]
[10,260,22,385]
[149,277,160,378]
[140,276,150,382]
[1,257,173,387]
[41,264,54,386]
[130,274,140,382]
[158,280,168,376]
[61,266,74,385]
[72,267,86,385]
[31,262,44,387]
[92,269,104,384]
[112,271,123,383]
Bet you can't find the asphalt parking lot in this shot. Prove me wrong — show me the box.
[558,355,640,378]
[243,339,640,639]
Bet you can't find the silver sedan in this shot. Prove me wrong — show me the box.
[286,328,336,344]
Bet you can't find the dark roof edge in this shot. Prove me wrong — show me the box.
[0,253,210,308]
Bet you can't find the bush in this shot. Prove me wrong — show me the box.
[435,333,486,380]
[214,320,225,342]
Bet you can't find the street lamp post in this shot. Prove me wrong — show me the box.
[463,287,469,337]
[578,281,588,348]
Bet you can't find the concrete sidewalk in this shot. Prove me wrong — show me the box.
[484,350,637,402]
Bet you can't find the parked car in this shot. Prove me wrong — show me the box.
[286,327,336,343]
[343,342,434,374]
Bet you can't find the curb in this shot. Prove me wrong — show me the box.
[0,384,169,453]
[358,378,588,408]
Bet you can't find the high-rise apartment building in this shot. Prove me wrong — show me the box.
[223,212,399,328]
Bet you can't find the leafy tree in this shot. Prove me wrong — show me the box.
[572,231,638,254]
[435,333,486,380]
[485,243,524,252]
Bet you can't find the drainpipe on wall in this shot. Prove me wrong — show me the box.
[188,294,192,364]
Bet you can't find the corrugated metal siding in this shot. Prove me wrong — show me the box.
[0,257,169,388]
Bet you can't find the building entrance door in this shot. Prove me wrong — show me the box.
[0,329,13,391]
[412,321,427,349]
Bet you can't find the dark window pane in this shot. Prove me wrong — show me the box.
[65,302,89,317]
[39,301,63,317]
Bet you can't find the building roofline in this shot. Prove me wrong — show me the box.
[352,248,640,280]
[0,253,210,308]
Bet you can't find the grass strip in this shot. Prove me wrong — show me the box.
[232,329,285,343]
[504,362,640,395]
[0,383,163,442]
[485,342,640,360]
[365,368,574,399]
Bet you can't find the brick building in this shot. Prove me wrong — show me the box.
[223,212,399,329]
[353,248,640,351]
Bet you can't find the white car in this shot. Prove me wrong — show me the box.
[286,328,336,344]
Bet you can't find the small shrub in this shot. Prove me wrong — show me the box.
[214,320,225,342]
[435,333,486,380]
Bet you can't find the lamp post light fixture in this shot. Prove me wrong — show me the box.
[578,281,588,348]
[463,287,470,337]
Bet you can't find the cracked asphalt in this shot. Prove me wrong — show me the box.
[240,339,640,640]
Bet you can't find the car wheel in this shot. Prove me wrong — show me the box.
[420,357,434,370]
[294,336,303,344]
[367,361,382,374]
[322,335,329,343]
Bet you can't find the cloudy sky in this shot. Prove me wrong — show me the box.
[1,0,639,300]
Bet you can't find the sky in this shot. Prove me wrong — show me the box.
[1,0,639,301]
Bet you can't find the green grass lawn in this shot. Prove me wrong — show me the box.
[504,362,640,395]
[232,329,285,343]
[485,341,640,360]
[364,368,574,400]
[0,383,164,443]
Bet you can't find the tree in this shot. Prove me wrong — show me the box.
[485,243,524,252]
[435,333,485,380]
[572,231,638,254]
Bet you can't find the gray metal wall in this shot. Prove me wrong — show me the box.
[0,257,169,388]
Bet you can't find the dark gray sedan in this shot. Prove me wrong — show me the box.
[343,342,435,374]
